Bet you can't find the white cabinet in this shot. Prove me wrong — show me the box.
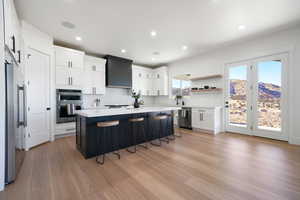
[82,55,106,95]
[192,107,222,134]
[54,46,84,88]
[132,65,168,96]
[153,66,168,96]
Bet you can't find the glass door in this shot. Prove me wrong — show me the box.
[225,63,252,135]
[225,53,288,141]
[252,54,288,140]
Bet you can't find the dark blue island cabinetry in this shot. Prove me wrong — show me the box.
[76,111,174,159]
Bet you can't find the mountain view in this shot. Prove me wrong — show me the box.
[229,79,281,129]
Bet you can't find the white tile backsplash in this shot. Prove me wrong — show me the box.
[82,88,155,109]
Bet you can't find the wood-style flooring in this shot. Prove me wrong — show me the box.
[1,130,300,200]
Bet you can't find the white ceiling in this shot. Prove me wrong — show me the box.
[15,0,300,66]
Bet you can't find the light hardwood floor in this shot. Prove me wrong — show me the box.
[1,130,300,200]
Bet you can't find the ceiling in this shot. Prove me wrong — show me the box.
[15,0,300,67]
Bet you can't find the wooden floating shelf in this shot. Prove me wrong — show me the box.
[191,88,223,92]
[190,74,223,81]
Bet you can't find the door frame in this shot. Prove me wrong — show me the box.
[223,49,291,141]
[24,47,51,150]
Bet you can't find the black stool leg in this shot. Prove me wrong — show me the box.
[127,122,137,153]
[138,122,148,149]
[112,126,121,159]
[96,128,105,165]
[151,119,162,146]
[167,116,176,141]
[160,119,170,143]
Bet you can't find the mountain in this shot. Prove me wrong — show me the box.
[230,79,281,100]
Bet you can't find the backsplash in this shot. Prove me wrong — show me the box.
[82,88,154,109]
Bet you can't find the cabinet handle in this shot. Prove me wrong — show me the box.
[71,77,73,85]
[71,61,73,68]
[68,77,71,85]
[11,35,16,53]
[17,50,21,63]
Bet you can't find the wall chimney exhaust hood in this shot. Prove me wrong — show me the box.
[105,55,133,89]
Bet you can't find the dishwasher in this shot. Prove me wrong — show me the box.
[178,107,192,129]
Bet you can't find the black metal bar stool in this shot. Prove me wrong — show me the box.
[127,117,148,153]
[167,112,182,141]
[96,120,120,165]
[151,115,169,146]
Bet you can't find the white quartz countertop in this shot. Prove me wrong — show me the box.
[76,107,181,118]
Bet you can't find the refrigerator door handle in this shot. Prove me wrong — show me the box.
[23,84,27,127]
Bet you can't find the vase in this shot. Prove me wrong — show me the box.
[134,98,140,108]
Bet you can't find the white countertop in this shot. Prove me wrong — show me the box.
[76,107,181,118]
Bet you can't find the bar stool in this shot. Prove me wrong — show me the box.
[167,112,182,141]
[127,117,148,153]
[96,120,120,165]
[151,115,169,146]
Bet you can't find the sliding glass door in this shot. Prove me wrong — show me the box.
[225,53,288,140]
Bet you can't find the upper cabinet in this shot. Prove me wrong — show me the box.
[54,46,84,89]
[4,0,22,63]
[83,55,106,95]
[55,46,84,69]
[132,65,168,96]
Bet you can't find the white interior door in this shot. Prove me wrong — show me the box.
[26,48,51,149]
[225,53,288,141]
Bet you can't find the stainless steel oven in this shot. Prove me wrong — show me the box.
[56,89,82,123]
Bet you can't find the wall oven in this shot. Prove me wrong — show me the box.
[56,89,82,123]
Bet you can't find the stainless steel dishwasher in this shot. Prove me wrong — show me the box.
[178,107,192,129]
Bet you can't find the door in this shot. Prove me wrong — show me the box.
[225,53,288,140]
[26,48,51,149]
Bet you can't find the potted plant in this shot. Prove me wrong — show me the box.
[131,90,143,108]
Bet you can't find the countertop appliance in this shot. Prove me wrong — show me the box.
[56,89,82,123]
[105,55,133,88]
[178,107,192,129]
[5,48,26,184]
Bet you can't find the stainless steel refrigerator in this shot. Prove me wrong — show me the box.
[5,49,26,184]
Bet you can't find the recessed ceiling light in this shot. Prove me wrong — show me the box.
[61,21,75,29]
[150,30,157,37]
[182,45,188,51]
[151,58,156,61]
[238,25,246,30]
[121,49,126,53]
[75,36,82,41]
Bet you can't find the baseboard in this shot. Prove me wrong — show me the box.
[55,132,75,140]
[193,128,214,134]
[289,137,300,145]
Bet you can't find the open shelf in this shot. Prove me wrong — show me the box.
[191,88,222,93]
[190,74,222,81]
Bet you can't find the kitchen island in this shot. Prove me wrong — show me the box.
[76,107,181,159]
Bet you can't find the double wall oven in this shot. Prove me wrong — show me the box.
[56,89,82,123]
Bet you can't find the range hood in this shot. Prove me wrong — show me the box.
[105,55,133,88]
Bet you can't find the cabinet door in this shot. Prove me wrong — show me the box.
[55,47,70,68]
[69,51,84,69]
[56,67,70,86]
[192,110,201,128]
[82,70,93,94]
[70,68,83,88]
[94,71,106,94]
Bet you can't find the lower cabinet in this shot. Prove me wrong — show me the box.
[192,107,222,134]
[55,122,76,137]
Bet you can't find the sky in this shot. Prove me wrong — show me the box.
[229,60,282,86]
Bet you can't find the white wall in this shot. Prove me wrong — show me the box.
[21,21,55,141]
[0,0,5,191]
[155,26,300,145]
[82,88,155,108]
